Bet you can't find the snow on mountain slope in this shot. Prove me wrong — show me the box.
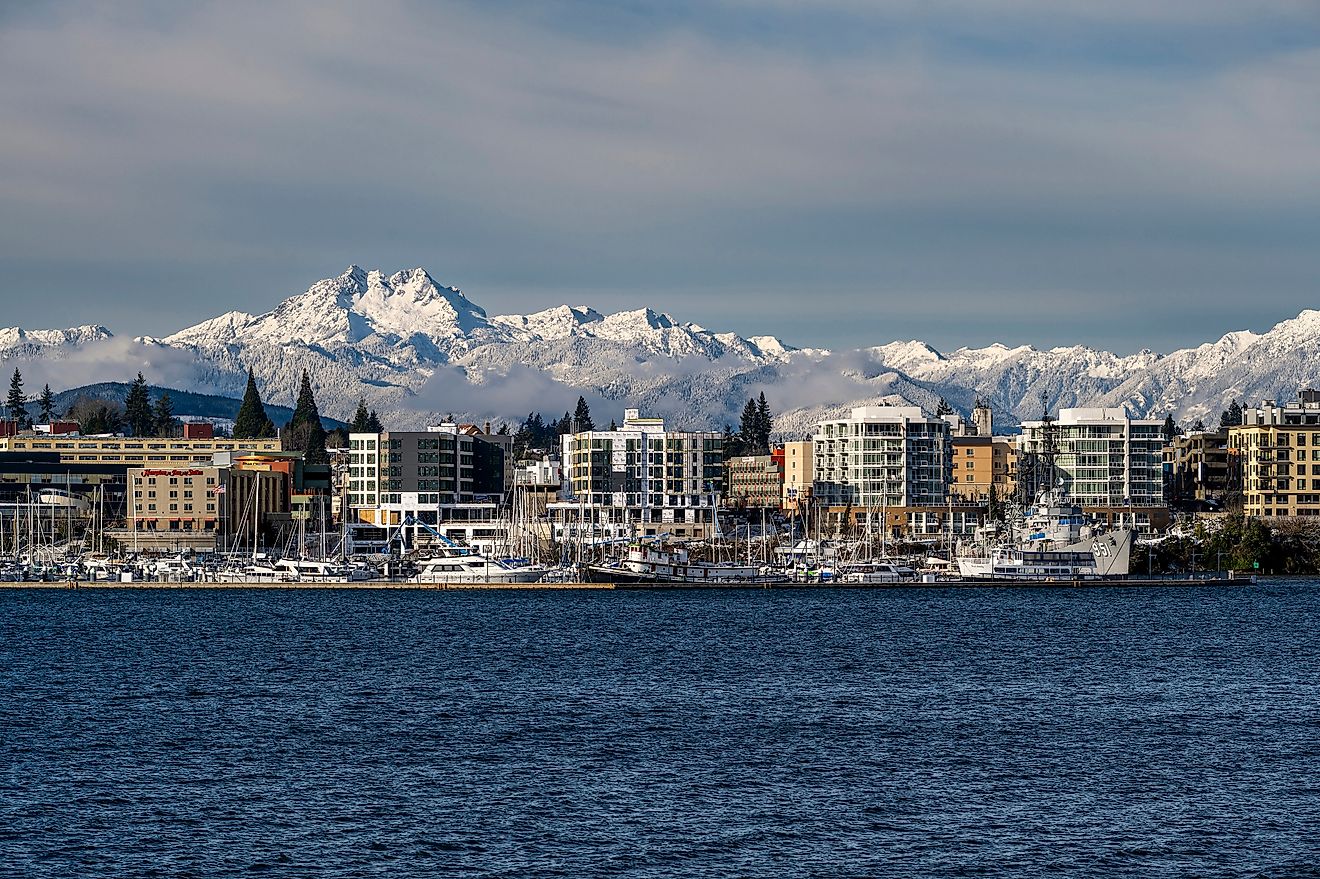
[166,266,501,352]
[7,265,1320,436]
[0,325,113,357]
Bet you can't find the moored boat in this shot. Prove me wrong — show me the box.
[584,542,787,585]
[409,549,548,584]
[956,488,1132,580]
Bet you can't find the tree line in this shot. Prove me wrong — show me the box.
[231,368,333,465]
[5,366,338,466]
[511,397,597,458]
[6,368,180,436]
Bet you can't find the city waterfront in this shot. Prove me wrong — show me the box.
[3,583,1318,877]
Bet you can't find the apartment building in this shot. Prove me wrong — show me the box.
[549,409,723,540]
[1018,407,1166,529]
[812,406,952,512]
[345,425,506,549]
[948,436,1018,503]
[726,449,784,509]
[1166,428,1233,507]
[781,440,813,511]
[1230,390,1320,518]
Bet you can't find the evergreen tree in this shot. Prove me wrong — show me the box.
[84,405,108,434]
[1191,418,1206,432]
[755,392,773,452]
[1161,413,1178,443]
[6,368,27,426]
[533,413,552,447]
[608,419,618,431]
[290,371,319,428]
[738,398,760,453]
[124,372,153,436]
[301,418,329,465]
[573,396,594,431]
[721,423,746,460]
[260,415,277,438]
[496,422,511,436]
[513,414,534,460]
[365,410,383,433]
[936,396,954,416]
[233,369,272,439]
[284,370,328,465]
[1221,400,1243,428]
[37,384,55,423]
[557,412,574,435]
[350,398,372,433]
[154,392,176,437]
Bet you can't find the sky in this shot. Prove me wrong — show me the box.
[1,0,1319,354]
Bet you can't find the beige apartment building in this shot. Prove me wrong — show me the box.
[0,435,282,466]
[782,441,813,511]
[949,436,1017,503]
[1230,391,1320,518]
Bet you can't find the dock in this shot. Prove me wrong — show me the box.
[0,575,1256,590]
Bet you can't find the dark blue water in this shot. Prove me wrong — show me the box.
[2,584,1319,878]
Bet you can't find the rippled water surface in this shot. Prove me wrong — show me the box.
[3,583,1320,878]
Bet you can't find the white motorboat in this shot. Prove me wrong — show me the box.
[409,550,548,585]
[205,563,297,584]
[834,559,918,584]
[274,558,376,582]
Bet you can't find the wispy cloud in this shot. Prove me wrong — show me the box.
[4,338,210,393]
[1,1,1318,351]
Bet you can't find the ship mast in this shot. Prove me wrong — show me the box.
[1038,391,1059,494]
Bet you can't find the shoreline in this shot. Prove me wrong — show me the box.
[0,576,1257,591]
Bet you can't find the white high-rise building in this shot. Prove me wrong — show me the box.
[1018,408,1165,509]
[549,409,724,540]
[812,406,952,509]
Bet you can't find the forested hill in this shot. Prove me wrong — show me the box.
[49,382,346,428]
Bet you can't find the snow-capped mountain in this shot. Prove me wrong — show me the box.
[0,325,113,359]
[5,265,1320,435]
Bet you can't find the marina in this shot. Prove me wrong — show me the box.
[0,572,1256,589]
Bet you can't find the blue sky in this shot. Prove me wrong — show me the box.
[2,0,1318,353]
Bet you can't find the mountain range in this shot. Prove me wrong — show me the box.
[2,265,1319,436]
